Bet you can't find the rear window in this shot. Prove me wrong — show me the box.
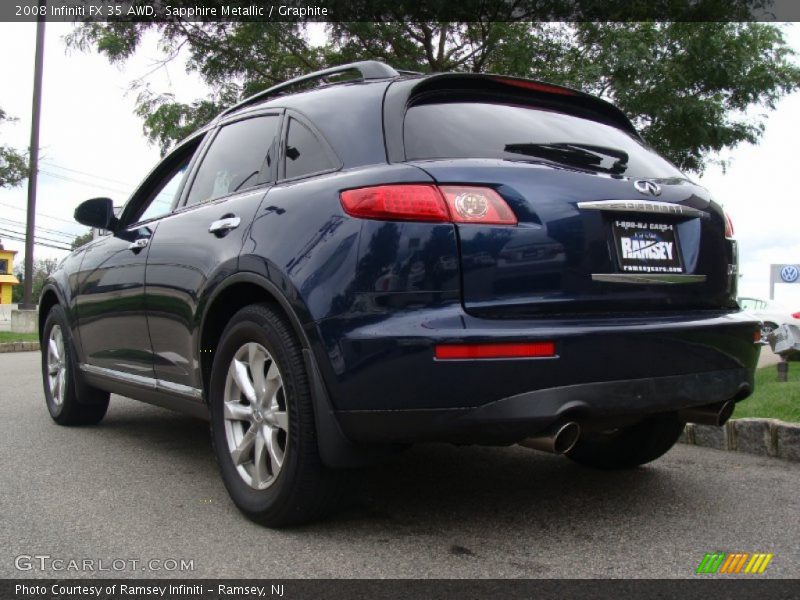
[403,102,683,179]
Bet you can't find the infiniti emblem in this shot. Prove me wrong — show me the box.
[634,180,662,196]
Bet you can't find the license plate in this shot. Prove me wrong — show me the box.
[612,220,683,274]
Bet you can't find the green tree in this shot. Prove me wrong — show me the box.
[12,258,58,304]
[68,17,800,173]
[71,230,94,250]
[0,107,27,188]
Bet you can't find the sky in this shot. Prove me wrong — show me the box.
[0,22,799,306]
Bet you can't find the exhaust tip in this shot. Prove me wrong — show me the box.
[520,421,581,455]
[679,400,735,427]
[553,422,581,454]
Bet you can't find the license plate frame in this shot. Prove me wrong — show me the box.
[612,219,684,274]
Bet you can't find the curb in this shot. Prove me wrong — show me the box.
[680,419,800,462]
[0,341,40,353]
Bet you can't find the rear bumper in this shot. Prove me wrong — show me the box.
[335,367,753,444]
[313,306,760,443]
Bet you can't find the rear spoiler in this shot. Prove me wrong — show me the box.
[383,73,641,163]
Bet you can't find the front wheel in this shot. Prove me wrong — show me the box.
[41,304,109,426]
[566,413,685,470]
[209,303,343,527]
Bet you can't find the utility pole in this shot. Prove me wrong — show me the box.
[21,1,46,310]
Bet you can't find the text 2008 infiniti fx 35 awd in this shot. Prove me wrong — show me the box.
[39,61,760,526]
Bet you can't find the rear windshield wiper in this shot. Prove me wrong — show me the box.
[503,142,629,174]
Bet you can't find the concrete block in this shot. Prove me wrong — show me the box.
[774,422,800,462]
[731,418,775,457]
[693,423,729,450]
[10,309,37,334]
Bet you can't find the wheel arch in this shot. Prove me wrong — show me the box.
[38,284,65,343]
[198,271,371,468]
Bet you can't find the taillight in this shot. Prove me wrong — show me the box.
[435,341,556,360]
[339,184,449,222]
[724,211,735,238]
[340,184,517,225]
[792,312,800,320]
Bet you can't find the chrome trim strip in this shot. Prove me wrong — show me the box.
[79,364,203,400]
[577,200,708,219]
[592,273,707,285]
[157,379,204,400]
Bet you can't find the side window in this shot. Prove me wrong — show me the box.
[284,118,336,180]
[136,162,189,223]
[186,115,279,206]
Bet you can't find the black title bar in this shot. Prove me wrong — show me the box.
[2,0,800,23]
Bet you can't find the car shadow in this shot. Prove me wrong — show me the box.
[95,397,704,535]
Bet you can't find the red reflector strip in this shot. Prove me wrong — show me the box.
[492,76,576,96]
[435,342,556,360]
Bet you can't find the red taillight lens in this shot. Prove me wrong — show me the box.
[435,341,556,360]
[792,312,800,320]
[340,185,517,225]
[724,211,735,238]
[340,184,449,222]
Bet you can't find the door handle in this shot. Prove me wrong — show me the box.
[128,238,149,251]
[208,216,241,235]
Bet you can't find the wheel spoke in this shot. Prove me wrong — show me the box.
[230,426,256,466]
[231,358,256,404]
[265,426,284,474]
[252,428,270,488]
[224,401,252,421]
[272,410,289,432]
[57,370,66,404]
[248,344,268,406]
[48,338,59,363]
[263,361,282,408]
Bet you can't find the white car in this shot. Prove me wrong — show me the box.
[738,297,800,338]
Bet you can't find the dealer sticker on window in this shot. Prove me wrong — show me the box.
[612,220,683,273]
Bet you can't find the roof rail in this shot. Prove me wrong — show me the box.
[218,61,401,118]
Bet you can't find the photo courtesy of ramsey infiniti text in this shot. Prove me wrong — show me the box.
[38,61,761,526]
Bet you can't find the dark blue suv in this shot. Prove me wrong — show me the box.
[40,61,760,526]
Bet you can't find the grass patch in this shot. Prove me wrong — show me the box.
[0,331,38,343]
[734,364,800,423]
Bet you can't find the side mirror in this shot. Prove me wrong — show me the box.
[74,197,118,231]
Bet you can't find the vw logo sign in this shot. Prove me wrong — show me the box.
[781,265,799,283]
[634,180,662,196]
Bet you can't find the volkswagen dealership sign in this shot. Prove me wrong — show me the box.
[770,264,800,298]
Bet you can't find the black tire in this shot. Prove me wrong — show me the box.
[41,304,109,426]
[209,303,344,527]
[566,412,685,470]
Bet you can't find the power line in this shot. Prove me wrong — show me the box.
[0,201,77,225]
[0,217,76,239]
[0,226,75,247]
[39,170,132,196]
[40,160,137,188]
[0,231,71,252]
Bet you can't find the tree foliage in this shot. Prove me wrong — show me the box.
[67,18,800,172]
[71,231,94,249]
[12,258,57,304]
[0,108,28,188]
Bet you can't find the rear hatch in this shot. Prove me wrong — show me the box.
[397,77,737,317]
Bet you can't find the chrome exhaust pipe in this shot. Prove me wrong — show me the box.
[520,422,581,455]
[678,401,735,427]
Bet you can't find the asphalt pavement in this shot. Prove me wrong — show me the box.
[1,351,798,579]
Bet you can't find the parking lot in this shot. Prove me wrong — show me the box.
[1,351,798,579]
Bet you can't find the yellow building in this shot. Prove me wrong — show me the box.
[0,245,20,304]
